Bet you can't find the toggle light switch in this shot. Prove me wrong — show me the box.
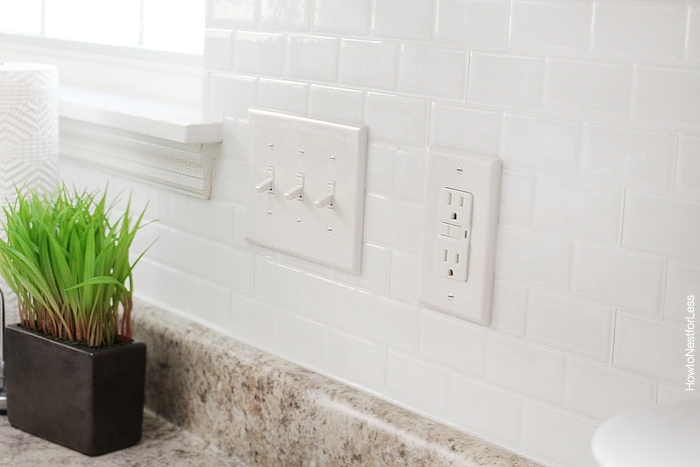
[255,165,275,193]
[314,180,335,209]
[284,173,305,200]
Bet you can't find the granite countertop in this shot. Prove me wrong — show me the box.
[0,409,242,467]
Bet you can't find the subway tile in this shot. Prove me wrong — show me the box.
[614,312,685,384]
[622,191,700,258]
[256,78,309,114]
[189,198,234,244]
[495,227,572,290]
[572,243,664,317]
[546,59,631,116]
[509,0,591,53]
[372,0,435,40]
[356,291,420,353]
[339,39,398,90]
[229,294,278,349]
[154,266,190,311]
[232,204,248,249]
[207,242,254,294]
[286,36,337,82]
[429,104,500,157]
[365,144,395,195]
[487,335,565,404]
[206,0,256,28]
[211,157,247,204]
[521,402,599,467]
[448,375,522,446]
[364,193,423,253]
[233,31,285,76]
[490,280,528,337]
[593,2,685,56]
[313,0,369,34]
[325,329,386,392]
[663,262,700,324]
[301,273,357,331]
[565,359,655,422]
[385,351,450,416]
[207,74,257,119]
[633,66,700,125]
[131,220,166,263]
[203,29,234,70]
[309,85,364,124]
[365,93,428,146]
[657,382,700,404]
[169,230,211,277]
[186,276,232,329]
[499,170,535,225]
[419,309,487,377]
[152,189,191,231]
[436,0,508,50]
[467,53,545,109]
[534,176,622,243]
[220,117,249,162]
[393,150,426,203]
[259,0,310,31]
[255,258,304,312]
[677,135,700,197]
[688,7,700,59]
[527,290,614,361]
[582,124,675,190]
[275,310,326,369]
[389,250,420,305]
[399,44,468,98]
[501,113,580,173]
[331,242,391,294]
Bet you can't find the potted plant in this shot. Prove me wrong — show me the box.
[0,185,149,456]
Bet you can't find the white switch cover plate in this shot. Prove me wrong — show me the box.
[419,148,502,325]
[246,109,368,274]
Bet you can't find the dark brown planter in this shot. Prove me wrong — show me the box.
[3,324,147,456]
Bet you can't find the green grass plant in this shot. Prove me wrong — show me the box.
[0,185,149,347]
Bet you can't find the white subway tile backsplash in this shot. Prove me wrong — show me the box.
[429,104,500,156]
[206,0,256,28]
[372,0,435,40]
[688,7,700,59]
[490,280,529,337]
[487,335,565,404]
[220,117,249,162]
[232,204,249,250]
[533,176,622,242]
[546,59,631,116]
[365,93,428,146]
[509,0,591,53]
[313,0,369,35]
[419,309,487,377]
[275,310,326,369]
[499,170,535,225]
[393,150,426,203]
[233,31,285,76]
[572,243,664,317]
[260,0,310,31]
[189,198,235,244]
[385,351,450,416]
[339,39,398,90]
[582,124,675,190]
[677,135,700,197]
[186,276,232,329]
[399,44,467,98]
[255,258,304,312]
[357,291,420,353]
[308,85,364,123]
[365,144,395,195]
[256,78,309,114]
[169,230,211,278]
[521,402,599,467]
[301,273,357,331]
[501,113,580,173]
[495,228,572,290]
[448,375,522,446]
[633,66,700,125]
[657,382,700,404]
[664,262,700,324]
[564,359,655,422]
[622,191,700,259]
[614,312,685,384]
[207,242,254,294]
[324,329,386,392]
[203,29,234,70]
[207,73,257,119]
[330,242,391,294]
[211,157,248,204]
[389,250,420,304]
[229,294,278,349]
[286,36,338,82]
[467,53,544,109]
[436,0,508,50]
[364,193,423,253]
[592,1,685,56]
[527,290,613,361]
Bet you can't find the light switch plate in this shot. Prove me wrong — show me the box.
[419,148,502,325]
[246,109,368,274]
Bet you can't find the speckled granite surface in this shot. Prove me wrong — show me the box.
[133,301,543,467]
[0,409,241,466]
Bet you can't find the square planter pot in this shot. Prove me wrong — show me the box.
[3,324,147,456]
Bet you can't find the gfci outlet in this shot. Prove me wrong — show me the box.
[419,148,502,325]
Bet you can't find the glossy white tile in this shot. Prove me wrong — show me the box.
[206,0,256,28]
[677,135,700,197]
[189,198,235,244]
[663,262,700,324]
[429,103,500,156]
[186,275,232,329]
[365,144,395,195]
[363,193,423,253]
[259,0,310,31]
[633,66,700,125]
[313,0,369,34]
[203,29,234,70]
[467,53,544,109]
[339,39,398,90]
[509,0,591,53]
[308,85,364,123]
[399,44,467,98]
[324,328,386,391]
[688,6,700,59]
[393,150,426,203]
[286,35,338,82]
[330,242,391,294]
[490,280,529,337]
[275,310,326,369]
[301,273,357,331]
[385,351,450,416]
[499,170,535,225]
[436,0,508,50]
[356,291,420,353]
[389,250,420,305]
[229,294,278,349]
[372,0,435,40]
[207,242,254,295]
[364,93,428,146]
[255,258,304,312]
[207,73,257,119]
[233,31,285,76]
[256,78,309,114]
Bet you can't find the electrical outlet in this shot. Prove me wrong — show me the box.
[419,148,502,325]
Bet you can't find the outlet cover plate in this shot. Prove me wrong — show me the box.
[246,109,368,274]
[419,148,502,325]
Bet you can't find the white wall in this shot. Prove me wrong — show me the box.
[60,1,700,466]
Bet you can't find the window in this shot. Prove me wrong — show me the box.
[0,0,204,54]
